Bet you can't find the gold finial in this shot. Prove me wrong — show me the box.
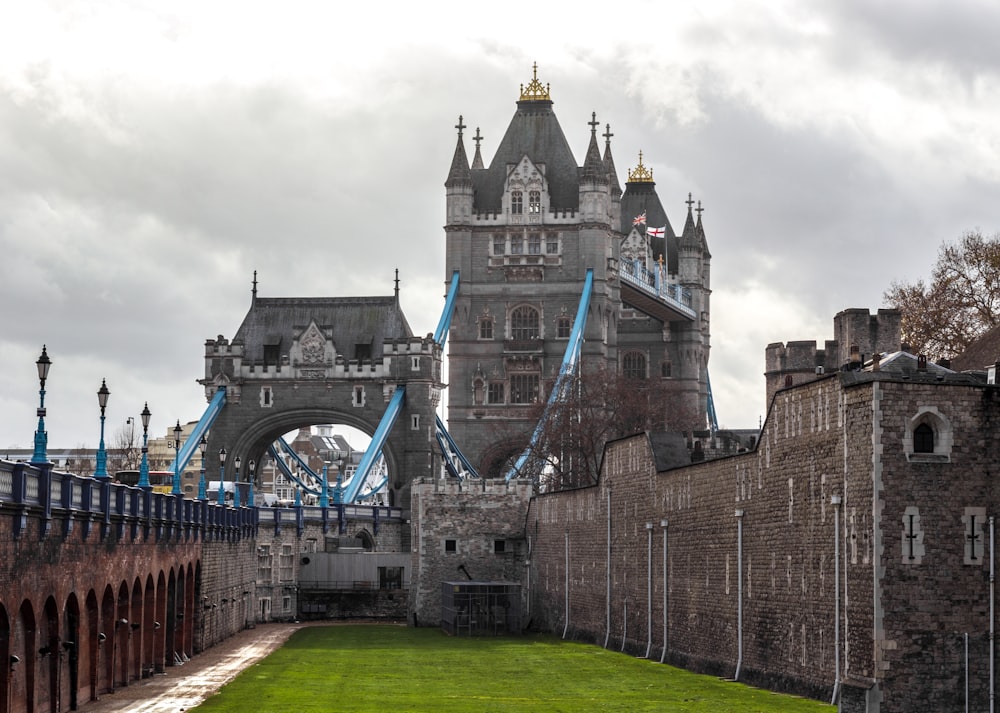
[627,150,654,183]
[519,62,551,102]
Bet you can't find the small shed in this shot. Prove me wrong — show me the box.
[440,581,521,636]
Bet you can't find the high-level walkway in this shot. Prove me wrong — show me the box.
[75,623,304,713]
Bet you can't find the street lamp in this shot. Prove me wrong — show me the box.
[319,464,329,508]
[217,448,227,505]
[30,345,52,465]
[247,459,256,507]
[138,403,151,489]
[233,456,242,508]
[94,379,111,479]
[197,435,208,500]
[172,420,183,495]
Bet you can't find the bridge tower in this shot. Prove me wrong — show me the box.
[199,277,442,512]
[444,66,712,476]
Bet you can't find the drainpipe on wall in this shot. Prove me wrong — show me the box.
[991,516,995,713]
[622,599,627,652]
[646,522,654,659]
[734,509,745,681]
[660,518,669,664]
[831,494,842,706]
[562,530,570,639]
[604,488,612,649]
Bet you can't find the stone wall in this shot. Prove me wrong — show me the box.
[409,477,533,627]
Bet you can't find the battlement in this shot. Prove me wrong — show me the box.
[470,208,581,225]
[413,476,534,499]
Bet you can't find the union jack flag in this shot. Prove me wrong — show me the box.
[646,226,665,239]
[632,211,646,226]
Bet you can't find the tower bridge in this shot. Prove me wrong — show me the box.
[0,66,717,713]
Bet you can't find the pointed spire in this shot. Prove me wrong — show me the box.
[471,127,485,170]
[602,123,622,198]
[696,200,711,258]
[581,112,608,184]
[445,115,472,187]
[680,192,699,248]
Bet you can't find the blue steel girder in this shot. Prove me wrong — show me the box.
[166,387,227,475]
[341,385,406,504]
[506,268,594,480]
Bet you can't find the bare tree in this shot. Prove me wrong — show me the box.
[494,365,701,491]
[107,418,141,475]
[884,230,1000,359]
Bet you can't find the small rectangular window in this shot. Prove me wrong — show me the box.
[528,233,541,254]
[494,539,506,554]
[510,236,523,254]
[546,234,559,254]
[444,539,457,553]
[411,414,420,430]
[411,356,420,370]
[479,320,493,340]
[493,235,506,255]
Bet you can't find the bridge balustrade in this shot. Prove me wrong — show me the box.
[0,459,404,543]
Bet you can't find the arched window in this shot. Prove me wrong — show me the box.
[622,351,647,379]
[510,306,540,340]
[661,361,672,378]
[479,318,493,340]
[511,191,523,215]
[913,423,934,453]
[528,190,541,213]
[557,316,572,339]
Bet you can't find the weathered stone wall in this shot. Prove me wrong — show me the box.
[528,377,857,702]
[409,478,533,627]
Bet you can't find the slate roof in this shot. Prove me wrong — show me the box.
[472,99,581,213]
[951,324,1000,372]
[232,296,413,363]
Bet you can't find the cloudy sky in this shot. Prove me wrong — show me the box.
[2,0,999,452]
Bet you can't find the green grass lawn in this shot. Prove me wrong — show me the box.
[193,625,834,713]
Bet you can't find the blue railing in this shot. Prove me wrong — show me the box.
[619,259,695,319]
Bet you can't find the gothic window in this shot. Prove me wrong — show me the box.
[511,191,523,215]
[493,235,506,255]
[622,351,647,379]
[510,234,524,254]
[528,233,541,254]
[546,233,560,254]
[661,361,672,378]
[557,316,572,339]
[479,318,494,340]
[528,190,541,214]
[510,306,540,340]
[510,373,540,404]
[913,423,934,453]
[904,406,953,463]
[487,383,505,404]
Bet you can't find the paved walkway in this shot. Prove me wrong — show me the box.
[76,623,305,713]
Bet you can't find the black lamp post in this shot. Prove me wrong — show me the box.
[30,345,52,465]
[172,420,183,495]
[94,379,111,479]
[197,435,208,500]
[217,448,227,505]
[138,403,151,489]
[247,459,256,507]
[233,456,242,508]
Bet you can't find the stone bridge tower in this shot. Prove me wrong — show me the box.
[199,277,442,512]
[444,66,712,476]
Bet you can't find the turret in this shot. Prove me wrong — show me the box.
[445,115,473,225]
[579,112,611,224]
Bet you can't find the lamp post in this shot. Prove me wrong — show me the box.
[172,420,183,495]
[197,436,208,500]
[138,403,151,490]
[233,456,242,508]
[247,460,256,507]
[94,379,111,479]
[30,345,52,465]
[217,448,227,505]
[319,464,329,508]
